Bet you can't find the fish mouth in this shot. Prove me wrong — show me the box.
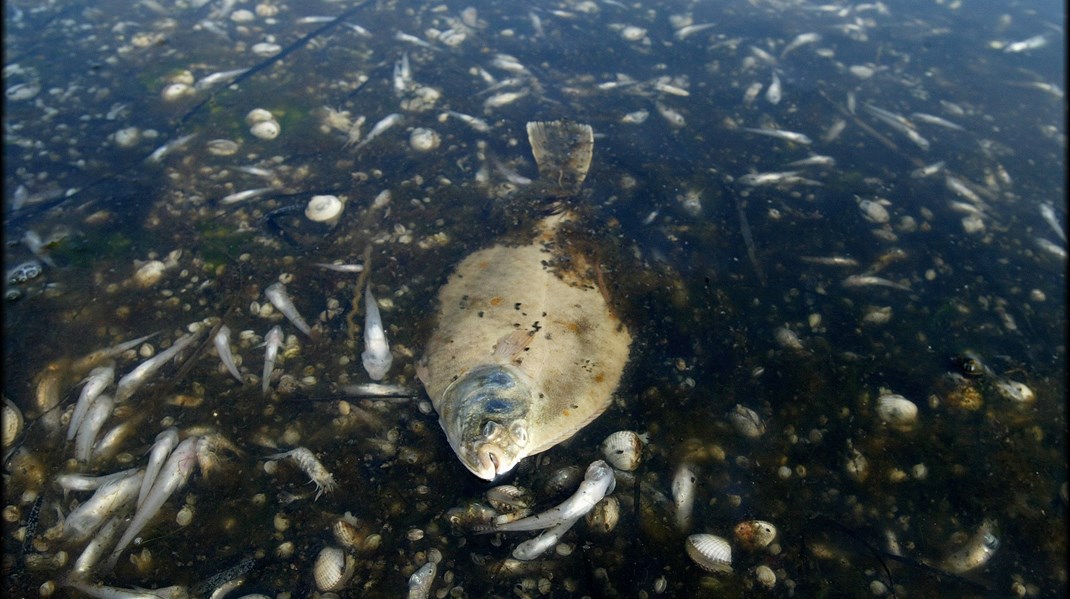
[465,443,516,481]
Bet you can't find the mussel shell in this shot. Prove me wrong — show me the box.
[685,534,732,573]
[727,404,765,438]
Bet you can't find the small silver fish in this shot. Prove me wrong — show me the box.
[114,330,203,403]
[654,101,686,127]
[220,187,274,205]
[1003,34,1047,53]
[780,32,821,58]
[393,52,411,96]
[1039,202,1066,242]
[742,127,812,145]
[483,90,528,109]
[765,70,782,104]
[138,428,179,508]
[445,110,491,132]
[799,255,860,267]
[512,515,580,560]
[213,324,244,383]
[841,274,912,292]
[361,284,393,381]
[674,22,716,40]
[480,460,615,533]
[67,363,115,442]
[910,161,946,178]
[194,68,249,91]
[265,282,312,336]
[22,230,56,268]
[1035,237,1067,259]
[315,262,364,273]
[408,561,437,598]
[394,30,437,50]
[74,394,113,464]
[786,154,836,168]
[942,520,999,573]
[910,112,965,131]
[351,113,403,153]
[63,469,144,544]
[262,325,284,395]
[106,437,199,569]
[145,133,196,163]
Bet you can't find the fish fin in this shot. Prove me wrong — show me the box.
[493,330,534,361]
[525,120,594,195]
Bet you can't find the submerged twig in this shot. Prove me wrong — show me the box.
[346,244,374,345]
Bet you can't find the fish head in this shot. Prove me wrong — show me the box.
[439,364,533,480]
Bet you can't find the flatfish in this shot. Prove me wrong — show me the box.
[417,121,632,480]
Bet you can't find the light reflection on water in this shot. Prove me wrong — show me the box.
[3,0,1065,597]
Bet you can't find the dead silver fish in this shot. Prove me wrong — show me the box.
[265,282,312,337]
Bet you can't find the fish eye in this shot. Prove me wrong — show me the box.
[510,422,528,447]
[482,421,502,438]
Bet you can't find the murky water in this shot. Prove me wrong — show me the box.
[4,0,1065,597]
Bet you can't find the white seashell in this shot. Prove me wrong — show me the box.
[599,430,643,471]
[160,83,194,102]
[305,195,344,224]
[409,127,441,152]
[727,404,766,438]
[3,397,23,449]
[245,108,275,126]
[685,534,732,573]
[845,448,868,483]
[250,119,281,140]
[993,379,1035,403]
[755,564,777,588]
[876,393,918,429]
[733,520,777,551]
[313,546,355,592]
[134,260,168,288]
[230,9,255,22]
[585,496,620,534]
[205,139,240,156]
[672,462,698,532]
[620,26,647,41]
[113,127,141,148]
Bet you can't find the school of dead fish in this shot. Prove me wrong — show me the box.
[2,0,1065,597]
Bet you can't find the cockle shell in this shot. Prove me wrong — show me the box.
[876,393,918,429]
[409,127,441,152]
[733,520,777,551]
[600,430,643,471]
[3,397,23,449]
[313,546,355,592]
[685,534,732,573]
[160,83,194,102]
[305,195,344,224]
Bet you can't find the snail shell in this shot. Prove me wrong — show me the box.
[876,393,918,429]
[733,520,777,551]
[727,404,766,438]
[305,195,344,224]
[585,496,620,534]
[313,546,355,592]
[250,119,281,140]
[685,534,732,573]
[600,430,644,471]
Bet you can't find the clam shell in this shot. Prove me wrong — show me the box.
[250,119,280,140]
[685,534,732,573]
[876,393,918,429]
[585,496,620,534]
[245,108,275,126]
[409,127,441,152]
[994,379,1035,403]
[160,83,194,102]
[600,430,643,471]
[733,520,777,551]
[313,546,355,592]
[305,195,344,223]
[3,397,23,449]
[727,404,765,438]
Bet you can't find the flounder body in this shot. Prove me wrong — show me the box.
[418,121,632,480]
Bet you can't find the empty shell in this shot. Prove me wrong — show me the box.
[585,496,620,534]
[313,546,355,592]
[733,520,777,551]
[728,404,766,438]
[685,534,732,573]
[600,430,643,471]
[876,393,918,429]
